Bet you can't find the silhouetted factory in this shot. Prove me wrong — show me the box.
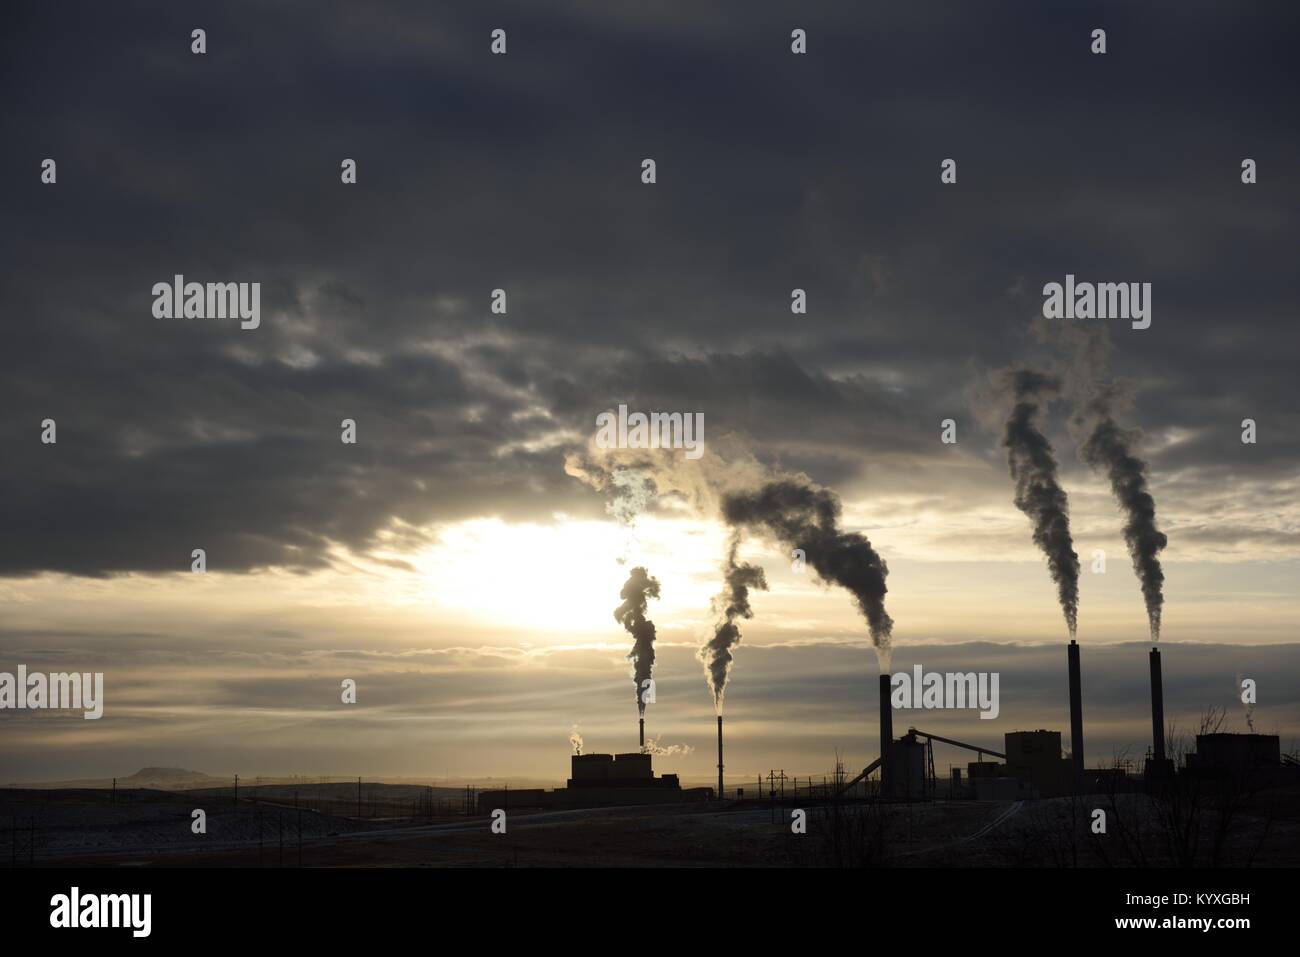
[569,752,676,788]
[871,644,1297,801]
[483,641,1293,816]
[477,752,712,813]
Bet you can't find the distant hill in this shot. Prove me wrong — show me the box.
[120,767,218,786]
[6,767,225,790]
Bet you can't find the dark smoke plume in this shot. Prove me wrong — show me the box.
[700,536,768,710]
[614,566,661,715]
[1000,369,1080,637]
[1037,321,1168,640]
[722,479,893,669]
[1076,402,1167,639]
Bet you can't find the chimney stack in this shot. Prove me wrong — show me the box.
[639,716,645,751]
[1067,639,1085,791]
[717,715,724,800]
[879,672,893,797]
[1149,647,1166,761]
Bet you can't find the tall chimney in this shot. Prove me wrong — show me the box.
[1149,646,1166,761]
[639,716,645,751]
[879,672,893,797]
[717,715,724,800]
[1068,639,1085,791]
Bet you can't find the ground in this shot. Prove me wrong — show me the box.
[4,783,1298,867]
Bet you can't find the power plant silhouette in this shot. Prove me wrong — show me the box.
[478,637,1292,815]
[859,641,1290,802]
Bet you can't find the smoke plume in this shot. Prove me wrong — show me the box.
[563,458,656,564]
[642,734,695,756]
[614,566,661,715]
[565,435,769,527]
[1038,321,1168,641]
[1075,403,1168,640]
[569,724,584,755]
[699,535,768,711]
[999,369,1080,637]
[722,479,893,670]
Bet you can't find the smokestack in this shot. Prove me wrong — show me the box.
[717,715,724,800]
[639,716,645,751]
[1068,640,1085,791]
[1149,646,1166,761]
[879,672,893,797]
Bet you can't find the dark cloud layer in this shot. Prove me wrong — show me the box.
[2,1,1297,575]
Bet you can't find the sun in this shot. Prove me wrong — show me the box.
[396,515,729,637]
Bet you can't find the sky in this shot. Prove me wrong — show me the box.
[1,1,1297,784]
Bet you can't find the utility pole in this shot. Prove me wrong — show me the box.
[357,777,361,819]
[234,774,238,807]
[111,777,116,804]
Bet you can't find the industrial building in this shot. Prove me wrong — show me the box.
[1185,733,1295,788]
[477,753,711,813]
[568,752,677,789]
[862,644,1299,803]
[1003,730,1070,797]
[948,729,1076,799]
[1190,733,1280,771]
[867,643,1091,801]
